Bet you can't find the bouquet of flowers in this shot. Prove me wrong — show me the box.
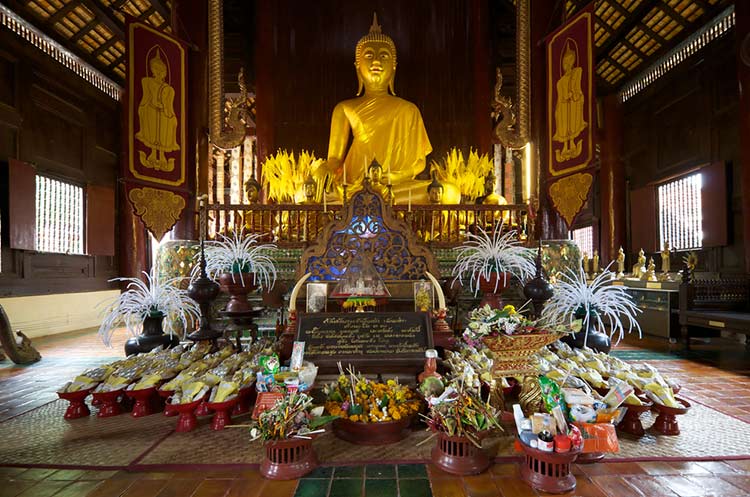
[250,392,337,441]
[461,304,532,347]
[422,380,503,447]
[323,365,422,423]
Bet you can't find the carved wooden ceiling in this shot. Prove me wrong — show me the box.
[565,0,731,90]
[4,0,734,91]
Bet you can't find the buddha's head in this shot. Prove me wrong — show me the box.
[149,49,168,80]
[368,159,383,184]
[355,14,397,96]
[561,40,577,73]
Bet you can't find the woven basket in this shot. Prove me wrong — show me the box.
[482,332,561,375]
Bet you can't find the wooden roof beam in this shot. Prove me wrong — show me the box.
[656,3,691,29]
[46,2,77,26]
[78,0,125,40]
[69,19,98,43]
[596,0,658,58]
[147,0,171,25]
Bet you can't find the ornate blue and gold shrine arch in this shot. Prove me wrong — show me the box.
[298,180,440,282]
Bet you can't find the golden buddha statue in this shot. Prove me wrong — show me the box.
[315,14,460,204]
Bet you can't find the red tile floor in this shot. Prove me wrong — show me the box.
[0,329,748,497]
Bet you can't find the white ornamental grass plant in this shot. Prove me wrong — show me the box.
[540,264,642,347]
[194,230,278,289]
[98,269,201,347]
[452,223,535,296]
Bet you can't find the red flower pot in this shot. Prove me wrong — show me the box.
[206,397,239,431]
[58,388,93,420]
[219,273,258,313]
[431,431,490,475]
[91,389,125,418]
[332,416,414,445]
[261,437,317,480]
[477,271,512,309]
[125,387,159,418]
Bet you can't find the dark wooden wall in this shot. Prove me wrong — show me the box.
[254,0,493,169]
[622,34,744,274]
[0,27,120,297]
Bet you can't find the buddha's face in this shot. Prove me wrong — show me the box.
[357,41,395,92]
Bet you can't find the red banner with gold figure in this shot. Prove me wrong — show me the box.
[126,20,188,239]
[545,5,595,228]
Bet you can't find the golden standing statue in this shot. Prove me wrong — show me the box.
[136,48,179,172]
[661,241,671,273]
[616,246,625,278]
[316,14,460,204]
[553,40,587,162]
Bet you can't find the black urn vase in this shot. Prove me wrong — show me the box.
[124,313,179,356]
[560,314,611,354]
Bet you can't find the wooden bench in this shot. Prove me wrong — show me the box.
[678,270,750,350]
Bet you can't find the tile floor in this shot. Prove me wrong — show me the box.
[0,330,747,496]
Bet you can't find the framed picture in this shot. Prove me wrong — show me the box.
[413,280,434,312]
[306,282,328,313]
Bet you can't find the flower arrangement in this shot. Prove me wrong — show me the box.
[430,147,494,201]
[249,392,337,441]
[324,366,422,423]
[541,265,641,346]
[194,230,277,288]
[461,304,532,347]
[452,223,535,296]
[422,380,503,447]
[262,149,324,203]
[98,269,201,347]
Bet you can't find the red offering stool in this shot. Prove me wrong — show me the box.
[91,389,125,418]
[158,389,178,417]
[617,401,652,437]
[195,399,211,417]
[431,432,490,475]
[519,442,580,494]
[206,397,239,431]
[172,397,205,432]
[652,398,690,435]
[261,438,317,480]
[58,388,93,420]
[232,386,256,416]
[125,387,159,418]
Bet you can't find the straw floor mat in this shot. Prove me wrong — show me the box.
[0,396,746,469]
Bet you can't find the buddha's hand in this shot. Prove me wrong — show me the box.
[313,159,342,189]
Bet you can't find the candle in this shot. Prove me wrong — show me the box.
[343,163,347,186]
[323,193,327,213]
[408,189,412,212]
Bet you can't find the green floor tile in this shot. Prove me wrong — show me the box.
[329,478,362,497]
[305,466,334,479]
[397,464,427,479]
[365,478,397,497]
[333,466,364,478]
[399,478,432,497]
[365,464,396,479]
[294,478,329,497]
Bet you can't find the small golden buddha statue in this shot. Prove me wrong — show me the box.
[616,246,625,278]
[315,14,460,204]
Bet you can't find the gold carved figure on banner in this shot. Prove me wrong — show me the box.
[553,39,587,162]
[548,172,592,227]
[136,47,179,172]
[315,14,459,204]
[128,187,186,240]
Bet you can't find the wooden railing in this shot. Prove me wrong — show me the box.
[207,203,530,248]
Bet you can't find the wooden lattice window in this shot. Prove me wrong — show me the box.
[35,175,84,254]
[571,225,594,256]
[658,172,702,251]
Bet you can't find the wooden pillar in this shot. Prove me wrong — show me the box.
[471,0,492,155]
[171,0,208,239]
[530,0,567,240]
[255,1,275,167]
[599,94,626,264]
[736,1,750,271]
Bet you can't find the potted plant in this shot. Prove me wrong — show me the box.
[248,393,336,480]
[99,269,201,356]
[323,365,423,445]
[196,230,278,313]
[540,266,641,353]
[422,380,503,475]
[452,223,535,308]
